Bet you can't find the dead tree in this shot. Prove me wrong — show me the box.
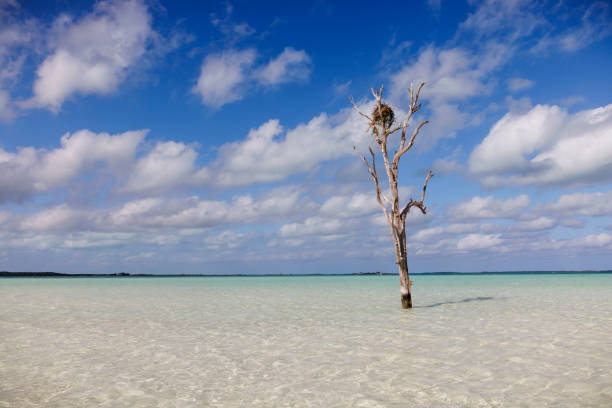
[351,83,432,309]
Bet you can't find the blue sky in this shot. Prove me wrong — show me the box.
[0,0,611,274]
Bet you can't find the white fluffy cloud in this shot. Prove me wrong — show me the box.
[411,223,490,243]
[0,230,177,251]
[193,47,311,108]
[0,103,373,201]
[0,129,146,202]
[456,233,502,251]
[469,104,612,187]
[279,216,347,238]
[535,191,612,217]
[199,106,370,186]
[123,141,201,194]
[391,47,485,104]
[204,230,249,249]
[18,204,90,232]
[120,107,368,190]
[254,47,311,86]
[192,48,256,108]
[110,187,308,230]
[389,44,506,147]
[320,192,378,218]
[450,195,531,220]
[470,105,565,175]
[22,0,155,111]
[10,186,309,237]
[515,217,557,231]
[572,233,612,248]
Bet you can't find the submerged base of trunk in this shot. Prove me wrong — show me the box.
[401,292,412,309]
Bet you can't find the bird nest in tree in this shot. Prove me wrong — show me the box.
[371,104,395,128]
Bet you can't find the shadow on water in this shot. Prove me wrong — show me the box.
[415,296,495,308]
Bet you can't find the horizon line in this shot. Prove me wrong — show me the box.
[2,270,612,278]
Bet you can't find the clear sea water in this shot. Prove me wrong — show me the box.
[1,274,611,407]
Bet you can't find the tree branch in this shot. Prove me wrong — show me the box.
[419,170,433,203]
[394,119,429,162]
[400,170,433,218]
[415,81,426,101]
[367,147,391,206]
[348,96,372,122]
[354,147,392,218]
[388,82,427,149]
[371,85,383,102]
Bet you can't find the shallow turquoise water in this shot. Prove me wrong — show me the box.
[1,274,611,407]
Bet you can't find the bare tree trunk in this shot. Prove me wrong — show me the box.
[394,216,412,308]
[398,257,412,309]
[351,83,432,309]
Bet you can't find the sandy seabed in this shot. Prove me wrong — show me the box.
[1,274,611,407]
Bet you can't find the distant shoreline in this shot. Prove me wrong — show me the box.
[1,270,611,278]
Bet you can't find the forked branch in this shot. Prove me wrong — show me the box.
[371,85,383,103]
[395,119,429,161]
[388,82,426,139]
[401,170,433,218]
